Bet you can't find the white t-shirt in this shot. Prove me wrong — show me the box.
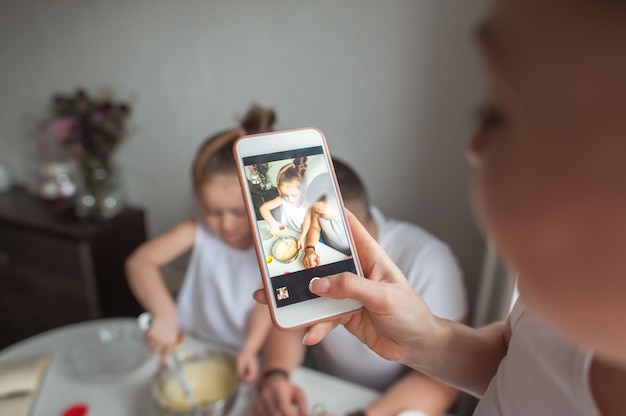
[319,216,350,255]
[280,198,310,232]
[312,207,467,390]
[176,219,262,349]
[474,300,601,416]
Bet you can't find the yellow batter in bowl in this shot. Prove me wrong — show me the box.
[271,236,299,263]
[152,349,238,414]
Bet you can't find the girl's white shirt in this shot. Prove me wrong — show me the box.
[280,197,310,232]
[176,219,261,349]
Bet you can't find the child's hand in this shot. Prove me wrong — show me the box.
[297,235,306,251]
[269,222,283,236]
[144,315,180,362]
[236,349,259,383]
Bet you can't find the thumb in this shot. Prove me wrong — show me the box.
[309,271,391,312]
[344,210,406,284]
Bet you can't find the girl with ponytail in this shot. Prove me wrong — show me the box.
[126,104,276,385]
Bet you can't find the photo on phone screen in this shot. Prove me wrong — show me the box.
[241,146,358,309]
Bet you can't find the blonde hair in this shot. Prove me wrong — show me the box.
[276,156,308,194]
[191,104,276,190]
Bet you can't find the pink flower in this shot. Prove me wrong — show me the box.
[49,117,79,141]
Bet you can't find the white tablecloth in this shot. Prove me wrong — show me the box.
[0,318,379,415]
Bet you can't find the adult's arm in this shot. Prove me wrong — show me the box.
[302,212,322,268]
[302,211,510,398]
[254,326,308,416]
[365,369,461,416]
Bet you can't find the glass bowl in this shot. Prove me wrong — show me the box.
[257,220,274,240]
[63,321,151,380]
[271,236,299,263]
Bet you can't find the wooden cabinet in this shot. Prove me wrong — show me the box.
[0,187,146,349]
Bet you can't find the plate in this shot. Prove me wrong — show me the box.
[63,322,152,380]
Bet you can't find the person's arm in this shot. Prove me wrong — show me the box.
[364,314,470,415]
[253,326,308,416]
[125,219,196,357]
[302,212,322,268]
[298,211,510,398]
[259,196,284,235]
[237,303,273,383]
[307,280,509,398]
[297,207,312,250]
[364,369,461,416]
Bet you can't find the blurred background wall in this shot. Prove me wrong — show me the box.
[0,0,490,320]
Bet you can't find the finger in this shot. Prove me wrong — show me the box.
[292,387,308,416]
[254,390,270,416]
[145,338,159,353]
[259,387,282,416]
[253,288,269,305]
[159,350,168,366]
[242,360,258,383]
[302,319,343,346]
[236,359,246,381]
[263,378,301,416]
[345,210,404,283]
[309,271,401,313]
[276,395,301,416]
[148,339,169,357]
[165,342,179,356]
[241,369,253,383]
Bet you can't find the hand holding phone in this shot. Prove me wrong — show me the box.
[234,128,363,329]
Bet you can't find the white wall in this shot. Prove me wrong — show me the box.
[0,0,489,319]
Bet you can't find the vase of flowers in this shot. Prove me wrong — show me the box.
[247,163,279,218]
[248,162,273,191]
[48,88,132,220]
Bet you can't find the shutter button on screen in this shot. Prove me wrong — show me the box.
[309,277,320,293]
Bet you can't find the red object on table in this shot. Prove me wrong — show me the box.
[62,403,89,416]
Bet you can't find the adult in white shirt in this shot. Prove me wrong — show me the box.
[254,159,468,416]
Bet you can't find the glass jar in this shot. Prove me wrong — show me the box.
[74,160,125,221]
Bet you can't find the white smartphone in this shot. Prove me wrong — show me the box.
[234,127,363,329]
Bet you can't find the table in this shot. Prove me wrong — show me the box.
[0,318,380,415]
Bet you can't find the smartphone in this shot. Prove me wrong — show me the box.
[234,127,363,329]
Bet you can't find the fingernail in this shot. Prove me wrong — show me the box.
[301,332,309,345]
[308,277,329,294]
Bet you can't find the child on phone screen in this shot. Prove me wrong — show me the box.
[255,158,467,416]
[259,157,311,248]
[125,104,275,383]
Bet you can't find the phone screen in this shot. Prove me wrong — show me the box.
[242,145,357,308]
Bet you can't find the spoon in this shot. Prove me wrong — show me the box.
[137,312,197,408]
